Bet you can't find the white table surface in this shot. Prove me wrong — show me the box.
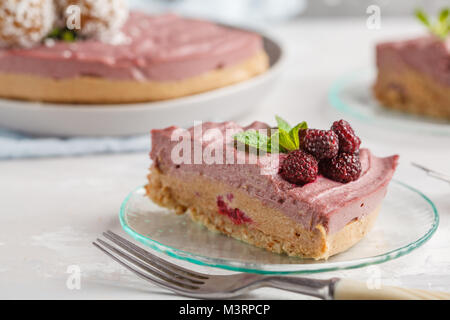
[1,17,449,299]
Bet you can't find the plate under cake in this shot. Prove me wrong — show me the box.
[0,12,269,104]
[146,121,399,260]
[373,36,450,120]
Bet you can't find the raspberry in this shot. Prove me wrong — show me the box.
[320,153,362,183]
[279,150,318,185]
[301,129,339,160]
[217,196,252,225]
[331,120,361,154]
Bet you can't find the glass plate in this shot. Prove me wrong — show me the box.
[328,68,450,136]
[119,180,438,274]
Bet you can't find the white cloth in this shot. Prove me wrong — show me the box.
[0,129,149,159]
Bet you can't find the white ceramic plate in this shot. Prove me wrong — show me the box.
[0,34,283,137]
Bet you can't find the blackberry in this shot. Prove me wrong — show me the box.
[320,153,362,183]
[279,150,318,185]
[302,129,339,160]
[331,120,361,154]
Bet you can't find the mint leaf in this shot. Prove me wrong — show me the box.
[415,9,430,26]
[62,30,76,42]
[278,128,297,151]
[438,8,449,38]
[275,115,292,132]
[233,130,270,152]
[415,7,449,39]
[289,121,307,149]
[439,8,449,22]
[48,27,61,38]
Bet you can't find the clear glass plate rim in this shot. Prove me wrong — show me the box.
[119,179,439,274]
[328,67,450,136]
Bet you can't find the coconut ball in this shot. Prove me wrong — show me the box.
[58,0,129,42]
[0,0,56,48]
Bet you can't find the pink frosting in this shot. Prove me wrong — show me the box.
[376,35,450,86]
[150,121,399,234]
[0,12,263,81]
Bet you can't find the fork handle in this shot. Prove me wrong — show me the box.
[334,279,450,300]
[264,276,338,299]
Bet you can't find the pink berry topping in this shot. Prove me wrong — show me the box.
[320,153,362,183]
[279,150,318,185]
[301,129,339,160]
[331,120,361,154]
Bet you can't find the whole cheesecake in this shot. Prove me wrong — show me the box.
[146,119,398,259]
[373,36,450,120]
[0,12,269,104]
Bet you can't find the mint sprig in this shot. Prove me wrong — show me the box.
[415,8,449,39]
[233,116,307,154]
[46,27,78,42]
[274,116,308,151]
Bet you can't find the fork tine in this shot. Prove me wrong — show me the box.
[92,241,198,297]
[102,231,204,285]
[94,239,201,290]
[105,230,208,280]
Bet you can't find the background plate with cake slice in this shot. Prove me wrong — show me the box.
[329,8,450,137]
[0,0,284,136]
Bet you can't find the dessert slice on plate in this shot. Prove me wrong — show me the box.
[146,117,398,259]
[373,8,450,120]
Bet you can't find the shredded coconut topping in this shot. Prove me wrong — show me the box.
[0,0,56,48]
[57,0,129,43]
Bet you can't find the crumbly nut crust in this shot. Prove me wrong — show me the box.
[146,165,380,260]
[373,67,450,121]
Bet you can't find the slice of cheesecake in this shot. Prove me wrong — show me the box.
[146,121,398,260]
[373,36,450,120]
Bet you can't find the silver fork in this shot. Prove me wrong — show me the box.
[412,162,450,184]
[93,231,450,300]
